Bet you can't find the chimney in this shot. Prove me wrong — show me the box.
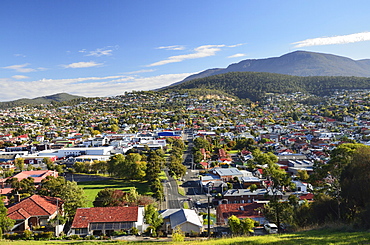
[15,193,21,203]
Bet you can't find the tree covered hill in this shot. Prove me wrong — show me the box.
[181,51,370,83]
[0,93,84,109]
[164,71,370,101]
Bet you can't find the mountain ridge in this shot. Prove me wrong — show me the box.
[0,93,84,109]
[181,51,370,83]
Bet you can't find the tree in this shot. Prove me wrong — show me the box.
[93,188,127,207]
[340,146,370,227]
[144,204,163,236]
[59,181,86,220]
[0,197,15,235]
[228,215,241,235]
[297,170,309,181]
[146,151,164,181]
[38,176,66,197]
[14,158,25,171]
[194,137,210,151]
[240,218,255,234]
[249,184,258,192]
[311,143,369,221]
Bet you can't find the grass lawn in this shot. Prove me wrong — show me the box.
[78,179,152,207]
[1,228,370,244]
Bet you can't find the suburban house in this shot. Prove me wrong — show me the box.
[209,167,243,182]
[159,209,203,235]
[69,206,146,236]
[216,202,265,225]
[7,195,63,234]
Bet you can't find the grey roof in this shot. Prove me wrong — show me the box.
[211,167,243,177]
[160,209,202,229]
[223,188,283,197]
[240,176,261,183]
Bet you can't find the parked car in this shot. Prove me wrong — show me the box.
[264,223,278,234]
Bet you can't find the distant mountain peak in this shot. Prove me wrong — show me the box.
[179,51,370,84]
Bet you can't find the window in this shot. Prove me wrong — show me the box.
[74,228,88,234]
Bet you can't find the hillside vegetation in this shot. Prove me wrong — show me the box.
[166,71,370,101]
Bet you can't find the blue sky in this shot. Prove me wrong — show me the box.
[1,0,370,101]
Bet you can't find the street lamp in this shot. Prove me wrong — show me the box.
[206,182,214,238]
[207,193,211,238]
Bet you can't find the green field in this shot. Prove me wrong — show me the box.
[0,229,370,244]
[78,179,152,207]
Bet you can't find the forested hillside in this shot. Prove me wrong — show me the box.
[165,72,370,101]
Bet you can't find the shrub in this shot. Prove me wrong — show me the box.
[172,226,184,242]
[23,230,33,240]
[34,231,54,240]
[130,227,139,235]
[67,234,81,240]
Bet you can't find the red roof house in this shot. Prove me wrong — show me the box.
[216,202,265,225]
[7,195,62,233]
[69,206,146,236]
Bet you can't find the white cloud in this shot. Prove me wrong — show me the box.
[148,44,243,67]
[14,54,26,57]
[62,61,103,68]
[148,44,228,67]
[292,31,370,48]
[79,46,118,57]
[2,63,36,73]
[228,53,247,58]
[228,43,245,48]
[124,69,156,75]
[12,75,29,79]
[156,45,186,51]
[0,73,193,101]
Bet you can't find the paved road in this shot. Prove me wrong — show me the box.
[164,169,186,209]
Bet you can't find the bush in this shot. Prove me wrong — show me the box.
[130,227,139,235]
[4,233,21,240]
[23,230,33,240]
[67,234,81,240]
[112,230,127,236]
[34,231,54,240]
[172,227,184,242]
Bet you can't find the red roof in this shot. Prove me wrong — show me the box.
[71,206,139,228]
[217,203,264,220]
[10,170,58,184]
[299,193,314,201]
[7,195,61,220]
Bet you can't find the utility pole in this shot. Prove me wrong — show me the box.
[207,194,211,238]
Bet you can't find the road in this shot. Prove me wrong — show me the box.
[164,169,187,209]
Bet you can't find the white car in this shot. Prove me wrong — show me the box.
[264,223,278,234]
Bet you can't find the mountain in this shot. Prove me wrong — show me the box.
[0,93,84,109]
[181,51,370,82]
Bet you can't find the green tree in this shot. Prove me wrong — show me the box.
[144,204,163,236]
[146,151,164,181]
[38,176,66,197]
[228,215,241,236]
[241,218,255,234]
[59,181,86,220]
[340,146,370,227]
[14,158,25,171]
[0,197,15,235]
